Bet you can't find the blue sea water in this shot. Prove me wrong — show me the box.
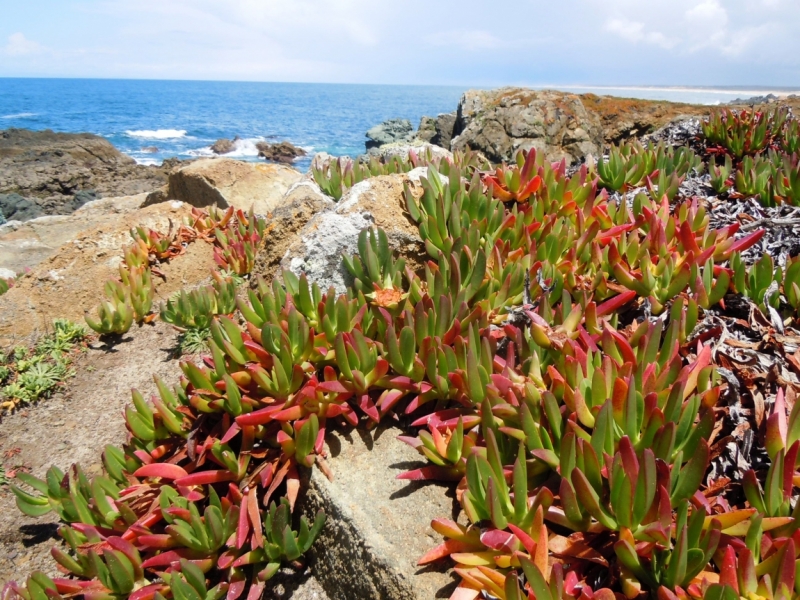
[1,79,798,172]
[0,79,466,171]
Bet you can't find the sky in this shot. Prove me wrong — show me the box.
[0,0,798,87]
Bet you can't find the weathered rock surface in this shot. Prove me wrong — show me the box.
[0,193,43,222]
[415,113,457,150]
[165,158,303,214]
[300,425,454,600]
[0,193,149,274]
[451,88,602,165]
[578,93,707,145]
[211,137,239,155]
[278,170,426,295]
[251,180,335,283]
[410,89,715,163]
[257,141,307,164]
[369,143,453,164]
[365,119,414,151]
[0,128,169,219]
[0,200,215,345]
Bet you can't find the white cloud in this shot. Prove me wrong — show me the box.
[603,18,677,49]
[4,33,43,56]
[426,30,506,51]
[0,0,798,85]
[685,0,728,24]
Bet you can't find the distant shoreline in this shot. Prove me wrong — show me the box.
[547,84,800,98]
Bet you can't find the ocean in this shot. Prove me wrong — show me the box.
[1,79,798,171]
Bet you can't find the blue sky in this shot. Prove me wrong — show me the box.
[1,0,798,86]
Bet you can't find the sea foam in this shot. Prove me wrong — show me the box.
[125,129,187,139]
[188,137,264,159]
[1,112,37,119]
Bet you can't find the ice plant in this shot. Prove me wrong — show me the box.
[9,135,789,600]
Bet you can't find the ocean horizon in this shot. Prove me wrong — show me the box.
[2,78,798,170]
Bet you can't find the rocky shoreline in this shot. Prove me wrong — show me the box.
[3,88,799,230]
[0,129,172,223]
[2,86,798,280]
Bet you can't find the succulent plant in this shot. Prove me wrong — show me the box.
[85,297,134,335]
[11,124,792,600]
[709,153,733,194]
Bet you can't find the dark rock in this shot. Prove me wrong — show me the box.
[71,190,97,211]
[414,113,456,149]
[140,146,159,153]
[365,119,413,151]
[729,93,780,105]
[256,141,306,164]
[0,193,43,222]
[0,128,168,217]
[415,117,437,144]
[160,157,184,172]
[432,112,457,149]
[210,137,239,155]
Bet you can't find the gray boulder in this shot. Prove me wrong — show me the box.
[416,112,457,149]
[415,117,437,144]
[72,190,97,211]
[0,193,43,222]
[365,119,414,151]
[432,112,457,149]
[277,169,427,294]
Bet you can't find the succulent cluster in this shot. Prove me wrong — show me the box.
[8,141,800,600]
[85,208,261,336]
[0,319,86,411]
[161,272,238,355]
[702,107,800,206]
[592,140,703,199]
[311,147,489,200]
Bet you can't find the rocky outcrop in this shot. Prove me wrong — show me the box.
[410,89,716,164]
[369,143,453,164]
[450,88,602,165]
[415,112,457,149]
[251,181,335,283]
[365,119,414,151]
[578,93,707,144]
[165,158,302,214]
[0,129,169,220]
[0,193,150,274]
[0,199,214,345]
[210,137,239,155]
[274,170,426,294]
[256,141,307,164]
[0,193,43,222]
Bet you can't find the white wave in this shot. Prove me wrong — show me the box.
[188,137,266,159]
[133,157,160,166]
[1,112,37,119]
[125,129,187,140]
[226,138,262,158]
